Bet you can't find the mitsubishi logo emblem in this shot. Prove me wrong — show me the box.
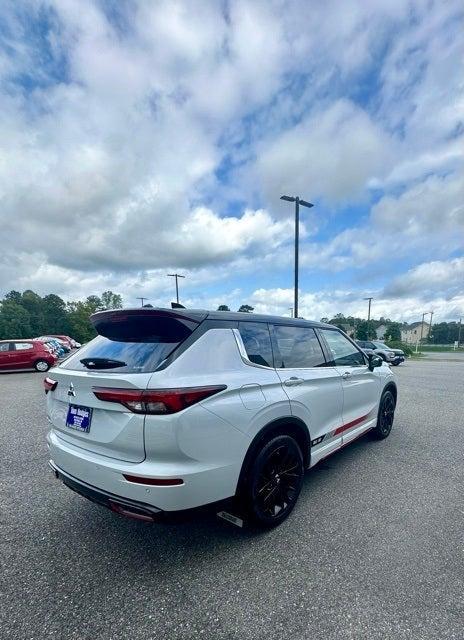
[67,382,76,397]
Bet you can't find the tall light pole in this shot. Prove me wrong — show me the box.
[136,297,147,307]
[280,195,314,318]
[428,310,434,343]
[458,318,462,347]
[167,273,185,304]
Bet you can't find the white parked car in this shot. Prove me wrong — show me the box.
[45,309,397,528]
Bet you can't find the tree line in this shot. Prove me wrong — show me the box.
[318,313,462,344]
[0,292,460,345]
[0,290,122,343]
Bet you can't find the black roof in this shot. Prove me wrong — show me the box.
[93,307,331,329]
[205,309,329,327]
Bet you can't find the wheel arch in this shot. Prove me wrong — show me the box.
[382,381,397,404]
[235,417,311,496]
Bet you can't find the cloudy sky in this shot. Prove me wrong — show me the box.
[1,0,463,322]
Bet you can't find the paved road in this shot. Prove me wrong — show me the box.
[1,360,463,640]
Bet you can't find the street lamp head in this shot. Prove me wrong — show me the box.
[280,195,296,202]
[299,199,314,209]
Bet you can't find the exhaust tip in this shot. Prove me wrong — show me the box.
[109,500,155,522]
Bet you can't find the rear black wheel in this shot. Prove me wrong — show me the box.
[243,435,304,528]
[372,390,395,439]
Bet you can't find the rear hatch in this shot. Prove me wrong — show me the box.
[47,308,205,462]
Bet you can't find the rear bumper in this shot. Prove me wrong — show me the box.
[47,428,241,512]
[49,460,163,522]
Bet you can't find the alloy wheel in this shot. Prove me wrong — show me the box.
[253,440,303,521]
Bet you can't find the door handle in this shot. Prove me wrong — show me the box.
[283,377,304,387]
[341,371,351,379]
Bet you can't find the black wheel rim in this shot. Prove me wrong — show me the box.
[254,444,302,519]
[380,395,395,434]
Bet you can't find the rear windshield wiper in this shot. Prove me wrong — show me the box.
[80,357,126,369]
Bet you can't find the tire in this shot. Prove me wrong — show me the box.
[34,359,50,372]
[380,354,387,362]
[241,434,304,528]
[372,390,396,440]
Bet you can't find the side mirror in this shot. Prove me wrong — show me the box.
[368,353,383,371]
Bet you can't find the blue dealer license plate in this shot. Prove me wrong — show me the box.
[66,404,93,433]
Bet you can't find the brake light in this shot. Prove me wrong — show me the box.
[92,385,226,414]
[43,377,58,393]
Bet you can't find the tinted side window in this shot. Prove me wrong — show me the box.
[271,325,326,368]
[238,322,273,367]
[320,330,365,366]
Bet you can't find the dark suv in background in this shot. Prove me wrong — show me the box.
[356,340,405,366]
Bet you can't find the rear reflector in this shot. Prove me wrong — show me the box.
[92,385,226,414]
[123,474,184,486]
[43,377,58,393]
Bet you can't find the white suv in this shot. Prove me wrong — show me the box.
[45,308,397,528]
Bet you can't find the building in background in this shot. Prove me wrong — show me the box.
[401,322,430,345]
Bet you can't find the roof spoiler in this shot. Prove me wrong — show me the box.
[90,308,207,341]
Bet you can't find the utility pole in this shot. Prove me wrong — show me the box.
[428,311,434,343]
[167,273,185,304]
[136,297,147,307]
[458,318,462,347]
[280,195,314,319]
[364,297,373,338]
[416,311,431,353]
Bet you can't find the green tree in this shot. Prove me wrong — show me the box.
[20,290,45,336]
[101,291,123,309]
[238,304,254,313]
[217,305,230,311]
[0,300,32,339]
[356,320,376,340]
[4,290,22,304]
[66,301,97,343]
[384,322,401,342]
[42,294,70,335]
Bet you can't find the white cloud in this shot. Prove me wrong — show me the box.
[383,257,464,299]
[0,0,462,319]
[256,99,396,203]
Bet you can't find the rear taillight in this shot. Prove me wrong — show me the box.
[43,377,58,393]
[92,385,226,414]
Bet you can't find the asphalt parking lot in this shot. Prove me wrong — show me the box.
[1,356,464,640]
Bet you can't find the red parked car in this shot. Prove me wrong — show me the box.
[0,340,57,372]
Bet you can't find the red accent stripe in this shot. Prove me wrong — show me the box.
[333,413,369,436]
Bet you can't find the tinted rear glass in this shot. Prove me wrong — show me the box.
[61,316,196,373]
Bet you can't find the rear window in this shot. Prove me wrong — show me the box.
[61,315,197,373]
